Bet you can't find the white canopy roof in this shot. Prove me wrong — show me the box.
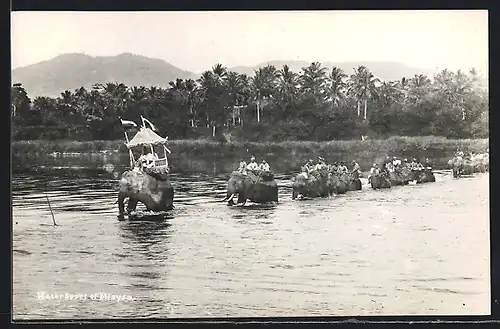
[126,127,168,148]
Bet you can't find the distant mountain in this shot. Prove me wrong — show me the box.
[228,60,437,82]
[11,53,197,98]
[12,53,452,98]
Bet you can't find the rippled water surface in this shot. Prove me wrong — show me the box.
[12,170,490,319]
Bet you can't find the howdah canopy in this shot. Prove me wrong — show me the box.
[126,127,168,148]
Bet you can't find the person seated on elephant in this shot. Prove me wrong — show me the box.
[368,163,380,182]
[423,157,433,169]
[246,156,259,172]
[351,160,361,176]
[259,159,270,172]
[401,158,410,169]
[392,156,401,167]
[382,155,391,169]
[304,159,315,173]
[330,161,338,172]
[407,158,416,170]
[238,160,247,174]
[138,148,156,169]
[314,157,327,171]
[337,161,348,174]
[386,161,395,173]
[412,158,424,170]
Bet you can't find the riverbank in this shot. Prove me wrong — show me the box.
[12,136,488,172]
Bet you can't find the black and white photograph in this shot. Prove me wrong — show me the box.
[11,10,489,319]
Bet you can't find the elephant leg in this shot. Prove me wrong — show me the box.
[236,193,247,206]
[118,191,127,220]
[127,197,139,214]
[292,190,298,200]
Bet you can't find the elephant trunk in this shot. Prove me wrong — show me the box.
[222,193,236,202]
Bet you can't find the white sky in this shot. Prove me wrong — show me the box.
[11,10,488,74]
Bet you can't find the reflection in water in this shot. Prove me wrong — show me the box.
[12,166,490,319]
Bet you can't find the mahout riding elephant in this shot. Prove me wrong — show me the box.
[369,172,391,190]
[117,169,174,220]
[223,171,278,206]
[292,170,332,199]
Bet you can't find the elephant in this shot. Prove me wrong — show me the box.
[223,171,278,206]
[346,172,362,191]
[117,169,174,220]
[389,169,409,186]
[329,172,349,194]
[369,172,391,190]
[448,157,474,178]
[412,168,436,183]
[292,171,332,199]
[471,154,488,173]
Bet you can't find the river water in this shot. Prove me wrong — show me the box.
[12,157,490,319]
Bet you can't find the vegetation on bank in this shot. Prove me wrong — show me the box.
[12,136,488,170]
[11,62,488,142]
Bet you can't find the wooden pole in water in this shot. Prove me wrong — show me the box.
[45,181,57,226]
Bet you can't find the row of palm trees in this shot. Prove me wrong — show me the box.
[12,62,487,140]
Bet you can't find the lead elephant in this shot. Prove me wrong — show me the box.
[224,171,278,206]
[117,169,174,220]
[369,172,391,189]
[292,171,332,199]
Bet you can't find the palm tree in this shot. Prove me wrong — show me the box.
[183,78,199,127]
[250,65,278,123]
[300,62,327,101]
[276,64,299,120]
[348,66,379,120]
[326,66,347,107]
[225,71,248,126]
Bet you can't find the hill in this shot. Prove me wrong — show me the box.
[228,60,437,81]
[11,53,197,98]
[13,53,465,98]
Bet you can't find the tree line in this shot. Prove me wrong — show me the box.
[11,63,488,141]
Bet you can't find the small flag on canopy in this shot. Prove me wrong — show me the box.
[141,115,158,132]
[120,118,138,129]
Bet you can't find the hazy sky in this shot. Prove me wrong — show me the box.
[11,10,488,74]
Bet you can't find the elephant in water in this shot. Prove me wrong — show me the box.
[292,171,333,199]
[333,172,352,194]
[369,172,391,190]
[117,170,174,220]
[389,169,409,186]
[471,154,488,173]
[448,157,474,178]
[223,171,278,206]
[412,168,436,183]
[346,172,362,191]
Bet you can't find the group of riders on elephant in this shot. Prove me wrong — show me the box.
[291,158,362,200]
[448,150,489,178]
[367,156,436,190]
[223,156,278,206]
